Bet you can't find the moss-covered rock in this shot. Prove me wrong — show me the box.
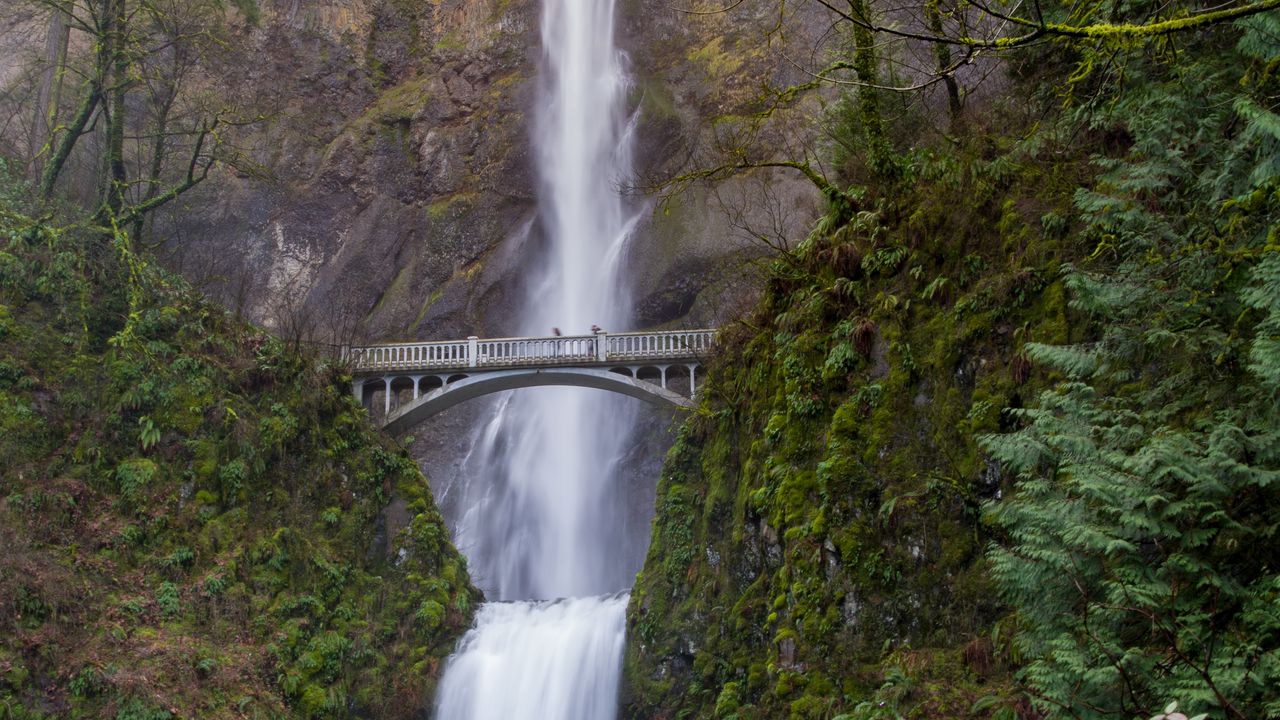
[624,135,1088,719]
[0,204,478,719]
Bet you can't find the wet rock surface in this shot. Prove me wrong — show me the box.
[155,0,822,346]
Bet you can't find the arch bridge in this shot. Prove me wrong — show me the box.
[346,329,716,434]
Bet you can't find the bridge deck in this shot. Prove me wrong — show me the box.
[346,329,715,375]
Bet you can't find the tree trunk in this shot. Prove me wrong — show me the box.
[925,0,963,129]
[29,9,70,180]
[101,0,129,220]
[847,0,892,174]
[132,80,176,240]
[38,78,101,199]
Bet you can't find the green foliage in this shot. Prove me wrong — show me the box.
[69,667,104,698]
[115,458,157,508]
[0,196,478,719]
[137,416,161,450]
[626,110,1072,718]
[861,245,908,277]
[985,20,1280,719]
[628,6,1280,720]
[114,698,173,720]
[155,581,181,617]
[415,600,446,630]
[218,458,248,502]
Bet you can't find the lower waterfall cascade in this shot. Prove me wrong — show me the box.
[434,596,629,720]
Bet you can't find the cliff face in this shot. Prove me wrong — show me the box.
[149,0,828,344]
[622,129,1082,718]
[156,0,541,340]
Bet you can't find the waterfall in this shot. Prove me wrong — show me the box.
[433,0,642,714]
[434,596,629,719]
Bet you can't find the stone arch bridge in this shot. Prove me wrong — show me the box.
[346,329,716,435]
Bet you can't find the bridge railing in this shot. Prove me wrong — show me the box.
[476,336,597,365]
[607,330,714,360]
[348,339,470,372]
[346,329,716,374]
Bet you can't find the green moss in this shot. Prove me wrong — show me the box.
[433,31,466,54]
[337,74,433,145]
[625,126,1088,719]
[687,37,747,80]
[426,193,476,221]
[409,288,444,334]
[633,76,680,125]
[0,205,479,719]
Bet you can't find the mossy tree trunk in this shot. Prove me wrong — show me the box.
[132,54,180,240]
[100,0,129,222]
[37,0,114,204]
[29,8,71,180]
[847,0,893,175]
[37,82,99,200]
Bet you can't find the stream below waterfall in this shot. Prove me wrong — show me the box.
[431,0,645,715]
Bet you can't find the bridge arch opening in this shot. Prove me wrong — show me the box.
[661,364,706,396]
[635,365,664,388]
[358,379,385,410]
[608,367,633,377]
[389,376,416,411]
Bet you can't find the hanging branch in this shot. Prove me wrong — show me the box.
[804,0,1280,48]
[123,115,218,219]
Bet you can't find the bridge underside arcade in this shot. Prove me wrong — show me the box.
[356,363,706,430]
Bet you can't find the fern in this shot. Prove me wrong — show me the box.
[985,17,1280,719]
[1243,251,1280,392]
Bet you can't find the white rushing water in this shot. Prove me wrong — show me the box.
[433,0,642,714]
[434,596,629,720]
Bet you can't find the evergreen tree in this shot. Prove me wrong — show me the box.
[985,15,1280,720]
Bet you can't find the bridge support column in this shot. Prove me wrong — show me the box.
[659,365,668,389]
[352,380,362,403]
[688,364,698,395]
[383,377,392,416]
[411,375,423,400]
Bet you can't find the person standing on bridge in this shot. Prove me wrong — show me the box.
[590,324,602,334]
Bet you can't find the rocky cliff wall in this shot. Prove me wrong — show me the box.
[148,0,826,344]
[153,0,541,341]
